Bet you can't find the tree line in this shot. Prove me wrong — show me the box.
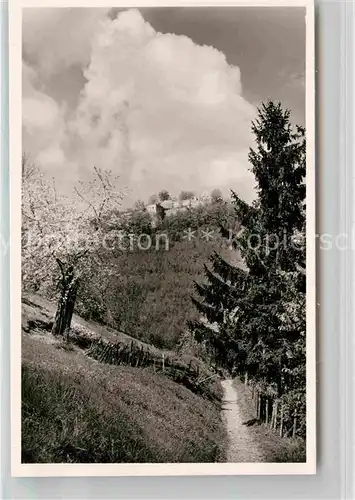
[142,188,223,207]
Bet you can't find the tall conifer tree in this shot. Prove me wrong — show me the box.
[189,101,306,399]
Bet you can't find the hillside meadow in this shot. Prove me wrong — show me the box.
[74,201,240,350]
[22,297,227,463]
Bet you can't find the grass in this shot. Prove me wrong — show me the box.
[22,295,222,401]
[22,300,227,464]
[232,378,306,463]
[22,363,156,463]
[23,294,206,367]
[70,202,239,350]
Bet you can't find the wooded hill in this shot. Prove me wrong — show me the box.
[24,197,238,351]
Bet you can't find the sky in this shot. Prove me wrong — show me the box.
[22,7,305,207]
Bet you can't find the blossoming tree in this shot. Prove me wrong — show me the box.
[22,159,123,337]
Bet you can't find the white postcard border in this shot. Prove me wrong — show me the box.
[9,0,316,477]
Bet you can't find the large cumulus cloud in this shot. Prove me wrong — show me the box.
[22,8,110,78]
[22,8,257,204]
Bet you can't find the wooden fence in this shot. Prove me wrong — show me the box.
[246,376,305,439]
[82,337,227,403]
[85,337,201,376]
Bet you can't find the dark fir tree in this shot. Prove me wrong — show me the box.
[189,101,306,410]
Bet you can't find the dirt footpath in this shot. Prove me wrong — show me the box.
[221,379,267,462]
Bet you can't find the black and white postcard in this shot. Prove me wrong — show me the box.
[10,0,315,476]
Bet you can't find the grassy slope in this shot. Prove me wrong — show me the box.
[232,379,306,463]
[75,202,240,350]
[22,295,222,398]
[22,300,226,464]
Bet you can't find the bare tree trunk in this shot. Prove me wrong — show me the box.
[293,414,297,439]
[280,405,284,437]
[52,266,79,337]
[270,401,275,429]
[273,401,279,430]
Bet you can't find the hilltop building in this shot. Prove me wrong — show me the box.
[119,194,213,228]
[146,195,211,221]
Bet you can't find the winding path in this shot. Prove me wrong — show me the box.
[221,379,266,462]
